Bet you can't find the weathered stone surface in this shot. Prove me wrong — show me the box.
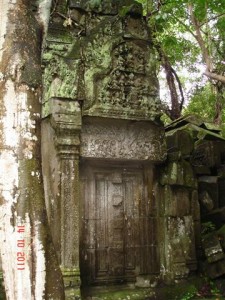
[191,140,223,168]
[43,1,161,121]
[135,276,151,288]
[190,190,201,259]
[42,120,62,257]
[162,185,190,217]
[81,33,160,120]
[202,235,224,263]
[42,98,82,296]
[191,190,200,221]
[198,176,219,214]
[50,98,82,130]
[199,191,214,212]
[204,259,225,279]
[160,160,196,188]
[80,118,166,161]
[166,129,194,156]
[43,59,81,116]
[166,216,196,279]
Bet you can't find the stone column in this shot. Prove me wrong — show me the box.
[50,98,81,299]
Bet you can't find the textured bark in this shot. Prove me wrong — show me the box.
[189,3,225,85]
[157,46,183,120]
[0,0,64,299]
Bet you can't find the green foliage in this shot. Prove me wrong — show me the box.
[180,288,196,300]
[183,83,225,125]
[201,221,216,235]
[183,84,217,121]
[136,0,225,121]
[160,113,172,125]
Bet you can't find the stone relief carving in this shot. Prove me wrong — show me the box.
[81,122,166,161]
[43,1,161,121]
[81,14,161,120]
[96,42,159,111]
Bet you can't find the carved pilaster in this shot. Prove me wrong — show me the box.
[49,98,81,298]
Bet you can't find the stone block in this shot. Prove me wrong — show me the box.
[198,176,219,212]
[166,129,194,156]
[160,160,196,188]
[173,262,189,280]
[192,140,222,168]
[191,190,200,221]
[204,259,225,279]
[163,186,190,217]
[81,119,166,162]
[50,98,82,130]
[202,235,224,263]
[166,216,196,278]
[175,188,191,217]
[199,190,214,213]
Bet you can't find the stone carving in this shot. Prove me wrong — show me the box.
[43,0,161,121]
[96,42,159,112]
[81,121,166,161]
[80,13,161,120]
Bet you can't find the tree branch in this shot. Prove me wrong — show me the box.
[204,70,225,84]
[200,12,225,27]
[188,3,213,72]
[169,13,197,40]
[171,67,185,110]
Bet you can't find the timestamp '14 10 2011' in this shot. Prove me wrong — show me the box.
[17,226,25,270]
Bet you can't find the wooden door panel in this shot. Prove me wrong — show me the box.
[80,164,159,284]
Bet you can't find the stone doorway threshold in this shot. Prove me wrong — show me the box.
[81,283,155,300]
[80,276,223,300]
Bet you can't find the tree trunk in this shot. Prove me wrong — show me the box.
[213,82,225,125]
[0,0,64,298]
[157,47,184,120]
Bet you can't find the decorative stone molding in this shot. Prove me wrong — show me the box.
[48,97,81,296]
[81,119,166,162]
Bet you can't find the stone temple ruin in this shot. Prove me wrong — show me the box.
[39,0,225,298]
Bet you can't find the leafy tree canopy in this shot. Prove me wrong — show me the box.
[136,0,225,123]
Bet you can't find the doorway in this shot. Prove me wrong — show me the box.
[80,162,159,285]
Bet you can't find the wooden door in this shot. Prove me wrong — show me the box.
[80,163,159,285]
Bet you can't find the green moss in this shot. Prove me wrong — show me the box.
[80,277,225,300]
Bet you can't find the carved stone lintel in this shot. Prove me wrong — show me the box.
[81,119,166,162]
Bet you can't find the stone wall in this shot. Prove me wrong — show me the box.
[161,115,225,282]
